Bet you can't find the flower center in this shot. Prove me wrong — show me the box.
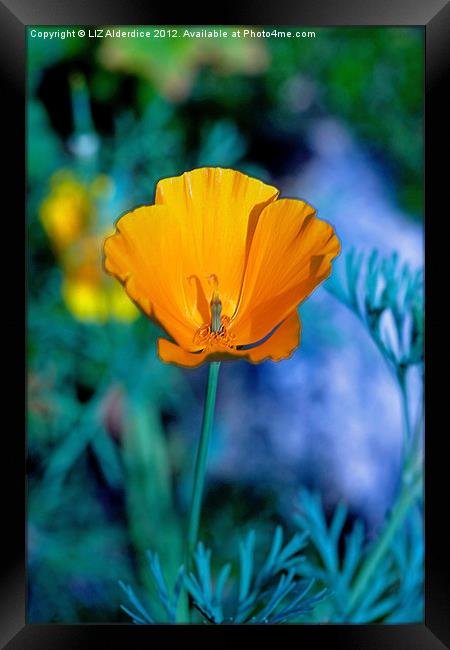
[193,275,236,350]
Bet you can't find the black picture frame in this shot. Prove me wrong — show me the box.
[2,0,448,646]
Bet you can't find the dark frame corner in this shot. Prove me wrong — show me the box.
[3,0,449,646]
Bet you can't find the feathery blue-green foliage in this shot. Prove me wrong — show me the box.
[119,552,185,624]
[327,247,424,460]
[120,527,327,624]
[327,248,423,378]
[185,528,327,624]
[294,490,423,623]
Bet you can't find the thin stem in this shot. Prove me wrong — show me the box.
[410,386,424,460]
[185,361,221,568]
[347,365,422,615]
[347,470,422,614]
[398,370,412,454]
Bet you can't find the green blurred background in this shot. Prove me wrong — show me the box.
[27,26,423,622]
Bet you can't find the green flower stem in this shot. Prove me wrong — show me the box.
[347,366,423,615]
[347,461,422,617]
[398,371,412,452]
[409,387,424,463]
[186,361,221,569]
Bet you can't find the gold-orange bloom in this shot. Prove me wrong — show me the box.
[103,168,340,367]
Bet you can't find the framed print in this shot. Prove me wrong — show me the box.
[1,0,449,646]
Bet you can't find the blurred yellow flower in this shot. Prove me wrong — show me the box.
[39,170,139,323]
[39,171,91,251]
[63,275,138,323]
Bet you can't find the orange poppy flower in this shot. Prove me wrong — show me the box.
[103,167,340,367]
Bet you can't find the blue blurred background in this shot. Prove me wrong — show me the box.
[27,26,424,622]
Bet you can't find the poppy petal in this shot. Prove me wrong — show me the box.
[104,205,202,350]
[157,338,209,367]
[155,167,279,320]
[236,310,301,362]
[230,199,340,345]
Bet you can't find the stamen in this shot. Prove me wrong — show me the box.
[210,292,222,333]
[207,274,222,333]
